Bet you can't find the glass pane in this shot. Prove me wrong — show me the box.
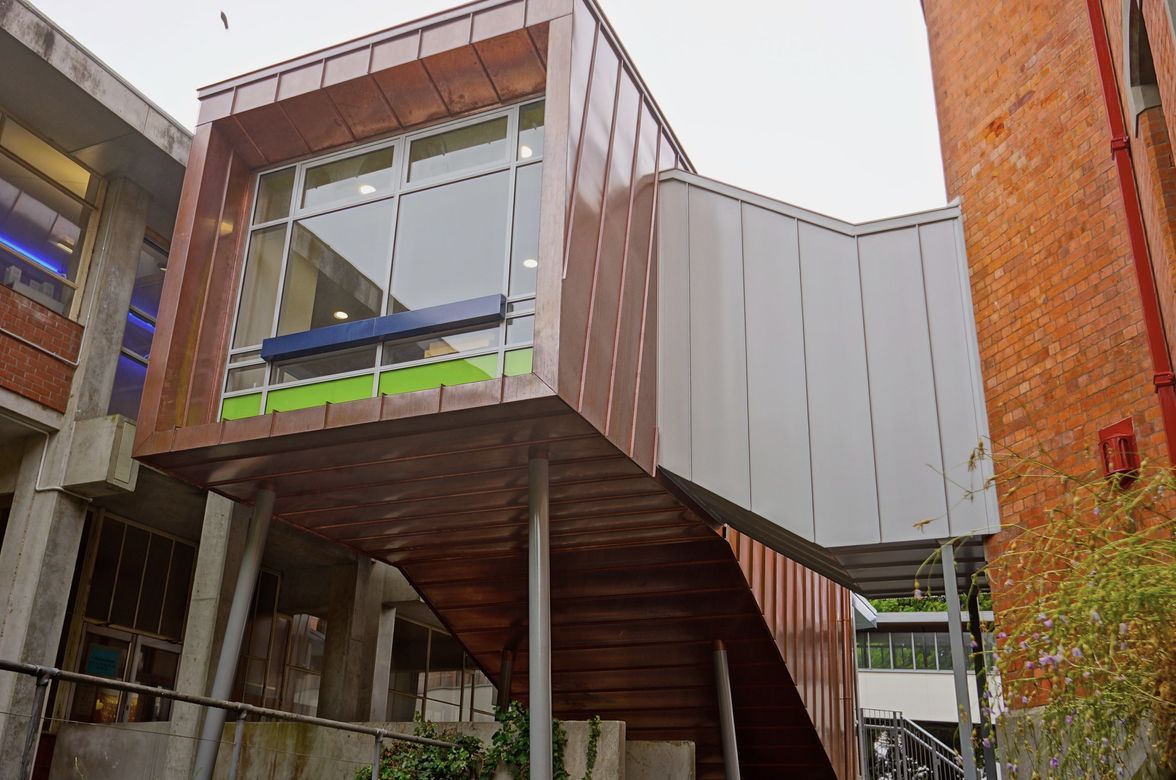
[506,299,534,316]
[255,168,295,223]
[856,635,869,669]
[233,225,287,348]
[509,163,541,297]
[108,354,147,420]
[283,668,321,716]
[517,102,544,160]
[390,619,429,694]
[0,153,91,312]
[868,633,891,670]
[408,117,509,181]
[130,241,167,319]
[159,542,195,640]
[110,525,149,628]
[302,148,396,211]
[913,632,938,670]
[133,535,171,633]
[387,692,421,722]
[226,364,266,392]
[469,668,496,720]
[271,346,377,384]
[126,645,179,722]
[891,633,915,670]
[382,325,499,366]
[278,200,393,335]
[506,315,533,346]
[71,633,130,723]
[390,171,509,313]
[935,633,955,671]
[1,119,93,201]
[231,350,261,364]
[85,519,124,621]
[121,310,155,358]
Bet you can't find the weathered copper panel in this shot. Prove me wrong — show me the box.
[474,30,547,100]
[575,75,639,428]
[422,47,501,113]
[563,11,597,221]
[282,90,354,152]
[235,104,309,163]
[372,61,449,128]
[326,76,402,140]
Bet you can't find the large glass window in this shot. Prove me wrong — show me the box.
[109,239,167,419]
[387,617,496,723]
[224,101,543,417]
[857,630,991,672]
[0,111,100,316]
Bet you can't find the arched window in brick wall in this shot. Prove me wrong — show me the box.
[1124,0,1164,126]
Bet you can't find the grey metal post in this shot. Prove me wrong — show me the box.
[228,710,247,779]
[193,488,275,780]
[18,672,49,780]
[941,543,979,780]
[967,589,998,779]
[857,708,871,780]
[498,648,514,713]
[528,452,552,780]
[713,640,741,780]
[372,733,383,778]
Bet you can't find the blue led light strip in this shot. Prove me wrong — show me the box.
[0,232,66,276]
[127,309,156,331]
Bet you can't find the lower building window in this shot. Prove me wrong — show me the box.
[108,239,167,419]
[387,617,496,722]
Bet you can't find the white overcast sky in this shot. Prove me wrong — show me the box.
[31,0,946,223]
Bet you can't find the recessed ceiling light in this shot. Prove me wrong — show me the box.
[522,258,538,269]
[519,145,533,159]
[333,310,349,320]
[358,184,377,195]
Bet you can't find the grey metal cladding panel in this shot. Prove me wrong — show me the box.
[656,179,693,480]
[858,228,949,543]
[741,204,814,540]
[919,220,997,535]
[686,186,751,507]
[799,222,880,547]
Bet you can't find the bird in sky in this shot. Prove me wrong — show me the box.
[220,11,229,30]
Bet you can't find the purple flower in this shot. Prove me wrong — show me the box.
[1090,610,1102,624]
[1021,695,1029,704]
[1065,714,1073,725]
[998,631,1007,640]
[1050,757,1060,769]
[1119,622,1129,635]
[1025,661,1035,669]
[1064,677,1073,685]
[1037,612,1046,622]
[1083,671,1091,679]
[1043,619,1054,629]
[1071,647,1083,659]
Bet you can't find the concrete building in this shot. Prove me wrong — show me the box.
[0,1,1013,778]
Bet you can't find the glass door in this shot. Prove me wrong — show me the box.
[68,626,181,723]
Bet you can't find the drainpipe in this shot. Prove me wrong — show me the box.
[1086,0,1176,465]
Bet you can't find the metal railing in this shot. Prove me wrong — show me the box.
[0,657,454,780]
[860,708,968,780]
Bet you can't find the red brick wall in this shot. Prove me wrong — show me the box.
[923,0,1166,572]
[0,285,82,412]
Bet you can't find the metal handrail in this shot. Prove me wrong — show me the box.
[860,708,969,780]
[0,657,453,779]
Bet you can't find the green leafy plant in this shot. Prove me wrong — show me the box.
[582,715,601,780]
[926,442,1176,778]
[871,593,992,613]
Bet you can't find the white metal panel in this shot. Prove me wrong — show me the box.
[686,187,751,507]
[799,222,880,547]
[656,180,692,480]
[919,220,997,535]
[741,204,814,539]
[858,228,949,541]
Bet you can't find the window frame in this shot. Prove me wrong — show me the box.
[222,99,543,417]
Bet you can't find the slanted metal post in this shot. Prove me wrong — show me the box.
[228,709,247,779]
[528,451,552,780]
[194,488,275,780]
[968,589,998,779]
[19,672,49,780]
[498,648,515,713]
[941,542,979,779]
[713,640,741,780]
[857,708,871,780]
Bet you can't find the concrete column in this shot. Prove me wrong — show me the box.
[368,606,397,722]
[162,493,249,777]
[318,560,387,722]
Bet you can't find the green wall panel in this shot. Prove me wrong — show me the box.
[379,354,499,396]
[265,375,373,413]
[221,393,262,420]
[504,348,533,377]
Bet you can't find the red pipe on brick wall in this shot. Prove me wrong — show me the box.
[1086,0,1176,465]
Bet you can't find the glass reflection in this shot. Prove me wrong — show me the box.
[130,242,167,319]
[382,325,500,366]
[108,355,147,420]
[509,163,541,297]
[278,200,393,335]
[302,148,395,211]
[254,168,295,223]
[233,225,286,348]
[517,102,544,160]
[408,117,509,181]
[506,315,533,345]
[271,346,376,384]
[390,171,508,313]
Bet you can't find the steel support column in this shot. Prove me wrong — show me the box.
[942,543,979,779]
[713,640,741,780]
[499,647,515,713]
[528,452,552,780]
[193,488,275,780]
[968,589,998,778]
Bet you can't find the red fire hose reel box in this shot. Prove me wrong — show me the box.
[1098,417,1139,486]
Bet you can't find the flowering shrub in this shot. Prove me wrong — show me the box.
[956,443,1175,777]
